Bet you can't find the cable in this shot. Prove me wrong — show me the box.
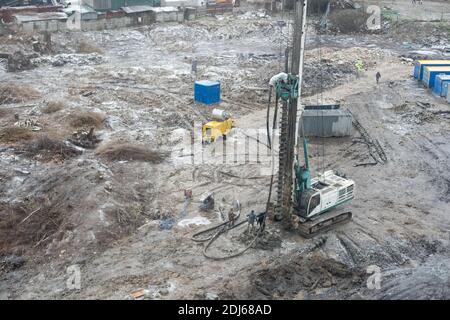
[202,220,261,260]
[191,201,241,242]
[265,93,279,215]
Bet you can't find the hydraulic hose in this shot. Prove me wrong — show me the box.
[265,93,279,215]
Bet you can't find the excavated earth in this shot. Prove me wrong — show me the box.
[0,6,449,300]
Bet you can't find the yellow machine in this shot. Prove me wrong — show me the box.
[202,109,233,143]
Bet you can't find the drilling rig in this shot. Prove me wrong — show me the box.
[270,0,355,237]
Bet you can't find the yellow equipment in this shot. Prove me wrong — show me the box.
[202,109,233,143]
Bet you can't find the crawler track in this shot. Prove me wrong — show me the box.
[297,211,352,238]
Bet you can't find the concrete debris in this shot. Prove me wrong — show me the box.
[238,10,269,20]
[205,292,219,300]
[33,53,106,67]
[68,128,101,149]
[177,216,211,228]
[14,118,42,131]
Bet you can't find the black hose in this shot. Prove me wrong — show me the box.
[202,219,258,260]
[265,94,279,215]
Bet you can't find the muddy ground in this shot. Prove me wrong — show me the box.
[0,3,449,299]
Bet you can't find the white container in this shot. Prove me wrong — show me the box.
[211,109,230,121]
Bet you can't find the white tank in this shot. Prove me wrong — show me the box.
[211,109,230,121]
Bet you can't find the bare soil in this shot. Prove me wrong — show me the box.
[0,2,449,300]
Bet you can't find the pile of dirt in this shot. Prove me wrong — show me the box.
[68,111,105,129]
[387,21,450,48]
[0,127,34,144]
[0,83,40,104]
[21,135,81,162]
[238,229,282,251]
[96,143,166,163]
[7,51,36,72]
[78,40,103,54]
[42,101,66,114]
[222,251,365,299]
[328,9,371,34]
[303,60,356,95]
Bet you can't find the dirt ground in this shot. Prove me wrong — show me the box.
[0,2,449,300]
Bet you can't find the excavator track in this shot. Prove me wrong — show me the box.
[297,211,352,238]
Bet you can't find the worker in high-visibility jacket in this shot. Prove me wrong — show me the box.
[355,60,364,78]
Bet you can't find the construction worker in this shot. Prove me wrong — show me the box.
[256,212,266,232]
[191,59,197,76]
[247,210,256,231]
[228,208,236,227]
[376,71,381,85]
[355,60,364,78]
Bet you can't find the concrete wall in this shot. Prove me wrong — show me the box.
[14,16,136,33]
[79,16,133,30]
[153,10,184,22]
[128,12,154,25]
[162,0,206,7]
[20,19,65,33]
[12,7,198,33]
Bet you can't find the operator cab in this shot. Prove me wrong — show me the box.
[296,170,355,219]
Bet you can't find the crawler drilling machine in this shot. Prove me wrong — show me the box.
[269,0,355,238]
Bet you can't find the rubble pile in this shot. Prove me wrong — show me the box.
[68,128,101,149]
[302,47,383,95]
[14,118,42,132]
[387,21,450,50]
[303,61,355,95]
[7,51,36,72]
[327,8,370,34]
[33,53,106,67]
[238,9,269,20]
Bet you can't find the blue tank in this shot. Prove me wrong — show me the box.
[194,80,221,105]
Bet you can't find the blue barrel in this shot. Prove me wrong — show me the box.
[194,80,221,105]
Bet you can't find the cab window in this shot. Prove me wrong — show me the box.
[308,194,320,214]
